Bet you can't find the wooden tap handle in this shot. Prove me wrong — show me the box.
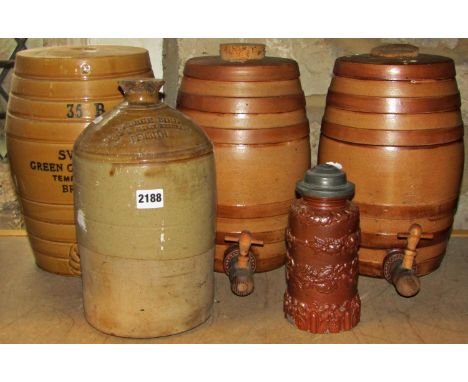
[223,237,258,297]
[397,224,434,242]
[224,231,264,248]
[398,232,434,240]
[397,224,434,270]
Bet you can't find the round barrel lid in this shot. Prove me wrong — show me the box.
[334,44,455,80]
[14,45,152,79]
[183,43,300,81]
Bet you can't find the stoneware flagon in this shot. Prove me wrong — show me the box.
[177,43,311,295]
[318,44,465,297]
[284,164,361,333]
[5,45,153,276]
[73,79,216,338]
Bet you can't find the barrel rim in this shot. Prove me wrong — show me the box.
[16,45,150,59]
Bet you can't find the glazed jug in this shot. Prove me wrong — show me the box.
[73,79,216,338]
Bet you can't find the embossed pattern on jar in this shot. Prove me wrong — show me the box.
[284,164,361,334]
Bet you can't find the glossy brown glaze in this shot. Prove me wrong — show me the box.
[321,122,463,146]
[180,77,303,97]
[178,44,311,273]
[334,54,455,80]
[326,91,460,113]
[284,196,361,333]
[202,122,309,144]
[329,77,459,98]
[183,56,300,81]
[179,108,308,129]
[324,107,463,130]
[5,45,153,276]
[318,44,465,279]
[10,71,154,99]
[8,93,123,120]
[13,45,152,79]
[177,92,305,113]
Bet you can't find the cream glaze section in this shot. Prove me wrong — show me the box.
[74,154,216,338]
[80,247,214,338]
[74,155,215,259]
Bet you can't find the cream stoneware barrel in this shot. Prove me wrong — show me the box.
[73,79,216,338]
[318,44,464,281]
[6,45,153,276]
[178,43,311,274]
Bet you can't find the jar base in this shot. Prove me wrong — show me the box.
[84,309,213,339]
[284,292,361,334]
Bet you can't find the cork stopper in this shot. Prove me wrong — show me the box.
[370,44,419,58]
[220,43,266,62]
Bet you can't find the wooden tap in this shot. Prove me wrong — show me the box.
[397,224,434,270]
[223,230,263,297]
[384,223,434,297]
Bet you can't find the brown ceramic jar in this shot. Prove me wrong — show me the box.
[284,164,361,334]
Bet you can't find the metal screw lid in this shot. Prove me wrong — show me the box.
[296,164,355,198]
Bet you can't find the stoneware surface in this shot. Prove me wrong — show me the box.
[1,38,467,230]
[0,236,467,343]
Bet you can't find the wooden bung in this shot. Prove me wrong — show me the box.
[220,43,266,61]
[371,43,419,58]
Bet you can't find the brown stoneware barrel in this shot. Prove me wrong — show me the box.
[178,43,311,273]
[318,44,465,279]
[6,45,153,276]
